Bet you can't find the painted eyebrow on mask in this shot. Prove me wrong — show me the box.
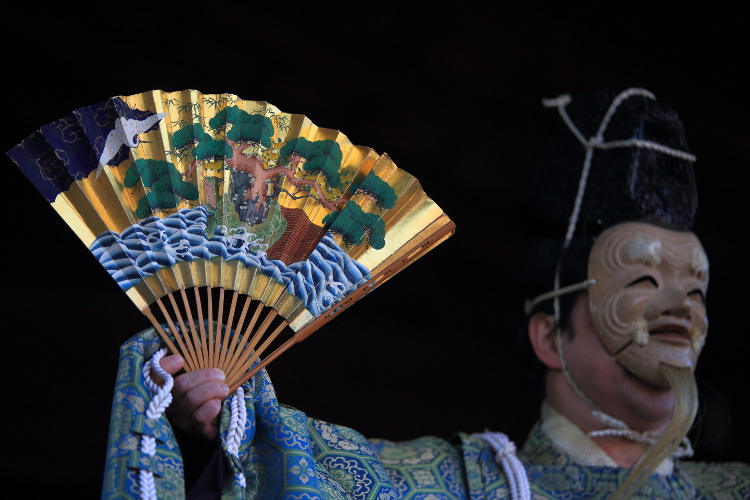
[626,275,658,287]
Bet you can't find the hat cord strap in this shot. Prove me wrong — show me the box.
[541,88,698,454]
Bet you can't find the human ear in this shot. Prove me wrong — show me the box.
[528,312,563,370]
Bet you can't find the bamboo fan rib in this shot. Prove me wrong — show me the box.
[8,90,455,392]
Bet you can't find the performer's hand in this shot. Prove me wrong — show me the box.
[159,355,229,441]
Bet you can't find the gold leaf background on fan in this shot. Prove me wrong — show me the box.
[8,89,455,391]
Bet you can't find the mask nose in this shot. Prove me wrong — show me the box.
[651,283,692,319]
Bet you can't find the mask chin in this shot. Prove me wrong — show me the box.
[615,339,701,388]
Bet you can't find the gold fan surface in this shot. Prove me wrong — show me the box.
[8,90,455,390]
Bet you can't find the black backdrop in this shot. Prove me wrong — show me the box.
[2,3,748,496]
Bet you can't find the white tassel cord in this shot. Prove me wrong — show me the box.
[140,348,174,500]
[475,432,530,500]
[226,386,248,488]
[141,351,251,496]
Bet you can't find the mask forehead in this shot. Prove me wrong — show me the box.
[590,223,708,296]
[587,222,709,386]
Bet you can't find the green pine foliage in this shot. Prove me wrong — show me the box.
[210,106,274,147]
[324,201,386,249]
[125,158,199,218]
[171,123,211,153]
[280,137,344,188]
[349,170,397,209]
[163,100,396,251]
[193,138,232,162]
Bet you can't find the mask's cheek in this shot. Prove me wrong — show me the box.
[689,310,708,354]
[590,289,649,355]
[615,304,706,388]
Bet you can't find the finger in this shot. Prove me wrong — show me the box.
[159,354,185,375]
[169,379,228,441]
[181,379,229,411]
[172,368,226,402]
[190,399,224,440]
[172,377,229,418]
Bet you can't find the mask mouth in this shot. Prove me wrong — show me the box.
[614,317,701,387]
[648,321,692,344]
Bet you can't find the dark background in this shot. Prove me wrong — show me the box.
[2,2,748,497]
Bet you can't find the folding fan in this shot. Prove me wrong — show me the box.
[8,89,455,392]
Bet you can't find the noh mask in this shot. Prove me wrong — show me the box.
[587,222,709,387]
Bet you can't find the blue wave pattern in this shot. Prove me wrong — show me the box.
[89,205,372,316]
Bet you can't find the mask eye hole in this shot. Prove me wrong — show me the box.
[627,276,658,287]
[688,288,706,305]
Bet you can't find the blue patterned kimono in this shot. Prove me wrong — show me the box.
[102,329,750,499]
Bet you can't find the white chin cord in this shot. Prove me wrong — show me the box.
[555,328,693,459]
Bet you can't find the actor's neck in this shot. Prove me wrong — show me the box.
[545,371,671,467]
